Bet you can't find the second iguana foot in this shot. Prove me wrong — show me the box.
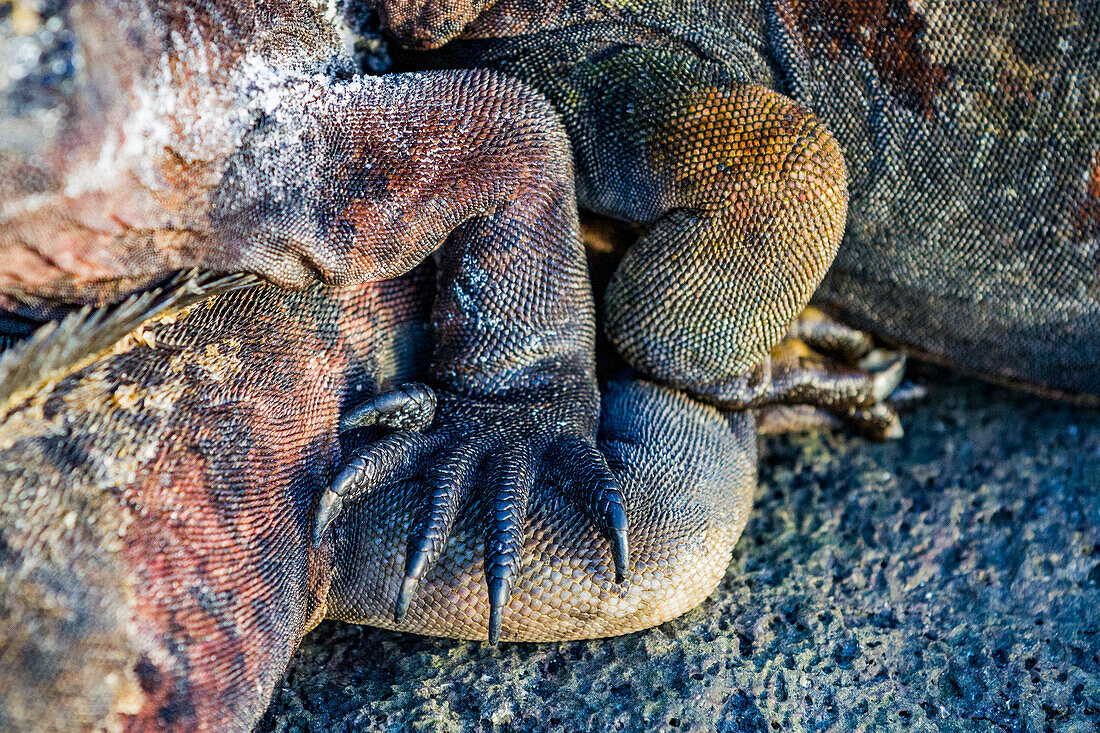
[754,308,916,440]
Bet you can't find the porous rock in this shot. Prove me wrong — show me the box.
[261,366,1100,732]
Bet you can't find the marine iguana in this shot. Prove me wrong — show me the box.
[0,0,1097,730]
[0,0,891,648]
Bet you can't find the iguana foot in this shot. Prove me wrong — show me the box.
[316,387,627,643]
[754,308,911,440]
[325,379,756,643]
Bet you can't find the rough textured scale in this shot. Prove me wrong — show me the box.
[0,0,1097,731]
[382,0,1100,399]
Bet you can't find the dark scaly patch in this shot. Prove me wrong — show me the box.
[783,0,950,116]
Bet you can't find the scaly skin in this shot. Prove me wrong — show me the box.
[1,1,1096,730]
[376,0,1100,400]
[0,273,435,732]
[0,4,764,729]
[0,0,881,656]
[0,271,755,731]
[0,0,666,645]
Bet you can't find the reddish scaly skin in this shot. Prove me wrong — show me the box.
[0,262,763,732]
[117,361,339,729]
[3,0,641,646]
[0,273,434,731]
[113,281,419,729]
[775,0,951,117]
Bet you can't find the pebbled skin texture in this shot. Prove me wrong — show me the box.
[0,270,755,731]
[378,0,1100,400]
[0,272,437,731]
[0,0,688,649]
[0,0,1096,730]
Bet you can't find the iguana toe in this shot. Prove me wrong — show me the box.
[395,443,482,623]
[340,382,436,432]
[482,442,534,643]
[548,437,630,583]
[786,306,875,363]
[744,311,914,440]
[314,430,438,546]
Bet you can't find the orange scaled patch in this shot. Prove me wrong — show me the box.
[653,85,848,260]
[657,85,829,196]
[1077,148,1100,242]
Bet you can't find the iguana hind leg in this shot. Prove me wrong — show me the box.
[412,44,904,426]
[582,214,907,438]
[591,65,848,400]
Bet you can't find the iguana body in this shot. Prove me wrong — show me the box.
[375,0,1100,399]
[0,2,831,729]
[0,0,1097,731]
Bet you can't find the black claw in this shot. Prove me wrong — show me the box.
[395,541,433,624]
[608,506,630,583]
[867,352,907,401]
[394,446,482,623]
[405,542,431,582]
[312,460,362,546]
[603,488,630,584]
[551,438,631,584]
[487,575,509,644]
[312,490,343,547]
[341,382,437,433]
[612,529,629,584]
[394,575,419,625]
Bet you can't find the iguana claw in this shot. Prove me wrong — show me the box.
[328,386,628,642]
[313,384,439,547]
[340,382,436,432]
